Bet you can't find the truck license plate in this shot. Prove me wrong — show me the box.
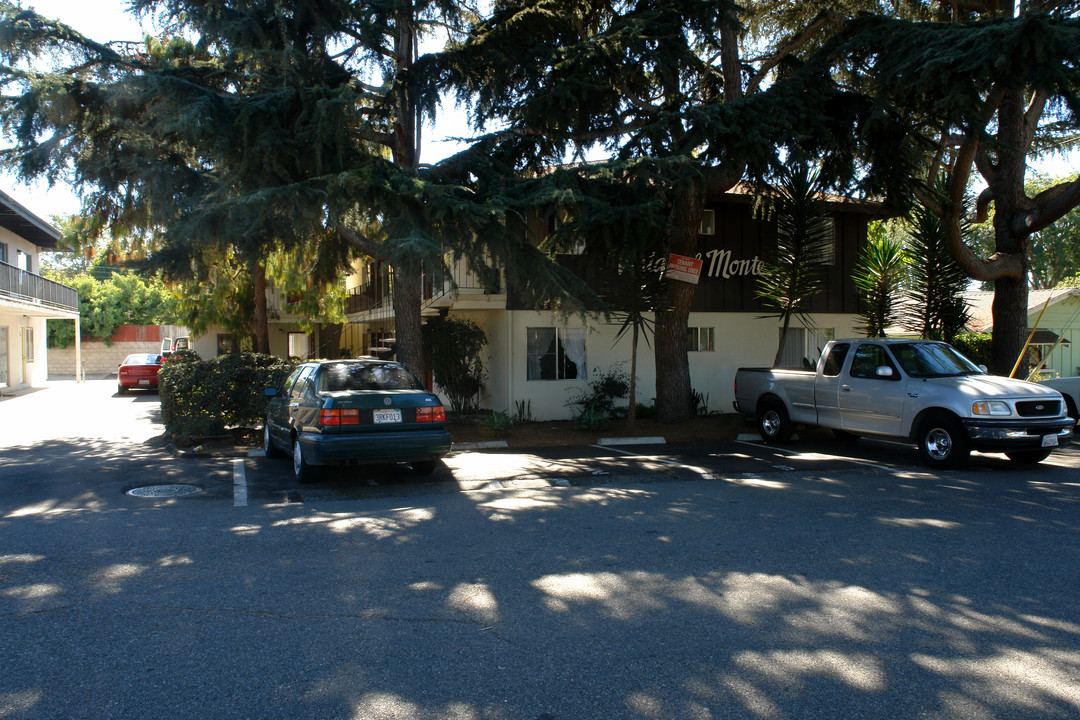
[1042,434,1059,448]
[374,409,402,424]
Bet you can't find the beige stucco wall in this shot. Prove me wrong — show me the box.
[0,227,41,273]
[0,311,48,387]
[48,339,160,378]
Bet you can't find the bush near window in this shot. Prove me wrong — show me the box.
[159,352,296,442]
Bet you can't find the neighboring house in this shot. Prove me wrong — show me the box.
[964,288,1080,379]
[343,187,876,420]
[0,189,79,391]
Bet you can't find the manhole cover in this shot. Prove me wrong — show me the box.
[126,484,201,498]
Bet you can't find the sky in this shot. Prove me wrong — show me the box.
[1,1,1076,228]
[1,0,473,223]
[2,1,153,220]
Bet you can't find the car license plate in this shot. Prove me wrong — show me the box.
[139,379,151,386]
[374,409,402,424]
[1042,434,1059,448]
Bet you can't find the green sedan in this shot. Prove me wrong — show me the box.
[264,359,453,483]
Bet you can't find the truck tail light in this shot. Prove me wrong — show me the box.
[416,406,446,423]
[319,408,360,426]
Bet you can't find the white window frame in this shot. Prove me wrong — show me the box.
[778,327,835,369]
[687,327,715,352]
[22,326,34,362]
[700,210,716,236]
[527,327,587,381]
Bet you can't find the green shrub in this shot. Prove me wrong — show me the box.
[566,364,630,421]
[159,352,296,443]
[951,333,992,368]
[481,409,514,435]
[423,316,487,413]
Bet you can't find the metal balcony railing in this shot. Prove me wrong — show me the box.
[0,262,78,312]
[345,259,502,317]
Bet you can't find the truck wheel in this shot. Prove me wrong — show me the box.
[1005,449,1052,464]
[1065,396,1079,423]
[759,402,794,443]
[917,414,970,469]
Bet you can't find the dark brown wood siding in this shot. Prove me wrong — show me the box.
[509,197,870,314]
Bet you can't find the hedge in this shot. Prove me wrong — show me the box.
[951,333,992,368]
[159,352,297,442]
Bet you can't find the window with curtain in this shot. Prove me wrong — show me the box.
[527,327,586,380]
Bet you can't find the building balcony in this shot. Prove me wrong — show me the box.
[345,258,505,322]
[0,262,78,313]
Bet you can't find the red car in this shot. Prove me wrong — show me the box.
[117,353,163,394]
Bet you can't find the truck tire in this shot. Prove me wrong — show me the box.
[916,414,970,469]
[1005,449,1052,464]
[1064,395,1079,423]
[759,401,794,443]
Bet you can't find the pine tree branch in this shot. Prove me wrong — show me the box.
[1019,177,1080,235]
[1023,89,1049,151]
[336,224,379,257]
[746,11,846,95]
[974,187,995,223]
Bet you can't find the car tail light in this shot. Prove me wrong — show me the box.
[319,408,360,426]
[416,405,446,423]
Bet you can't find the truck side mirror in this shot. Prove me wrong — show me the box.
[875,366,895,378]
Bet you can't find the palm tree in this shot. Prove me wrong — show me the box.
[901,181,971,341]
[854,228,907,337]
[755,162,836,367]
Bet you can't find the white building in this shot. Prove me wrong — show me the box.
[0,190,79,391]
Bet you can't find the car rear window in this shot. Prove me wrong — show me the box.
[318,363,425,392]
[124,354,162,365]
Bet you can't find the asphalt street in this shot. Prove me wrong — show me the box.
[2,379,1079,720]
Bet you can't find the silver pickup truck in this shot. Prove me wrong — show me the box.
[733,338,1075,468]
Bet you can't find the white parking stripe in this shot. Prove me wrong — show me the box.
[592,444,718,480]
[233,458,248,507]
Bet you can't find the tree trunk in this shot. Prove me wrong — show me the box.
[393,260,425,377]
[628,322,638,424]
[319,323,343,359]
[774,312,793,368]
[252,259,270,355]
[989,85,1030,376]
[654,188,704,423]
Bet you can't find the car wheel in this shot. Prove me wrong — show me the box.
[117,384,127,395]
[411,460,437,476]
[917,414,970,469]
[1005,449,1053,464]
[758,401,794,443]
[293,438,315,484]
[263,421,284,458]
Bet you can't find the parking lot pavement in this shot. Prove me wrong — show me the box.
[233,431,1080,506]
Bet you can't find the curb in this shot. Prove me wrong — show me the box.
[597,436,666,446]
[453,441,510,450]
